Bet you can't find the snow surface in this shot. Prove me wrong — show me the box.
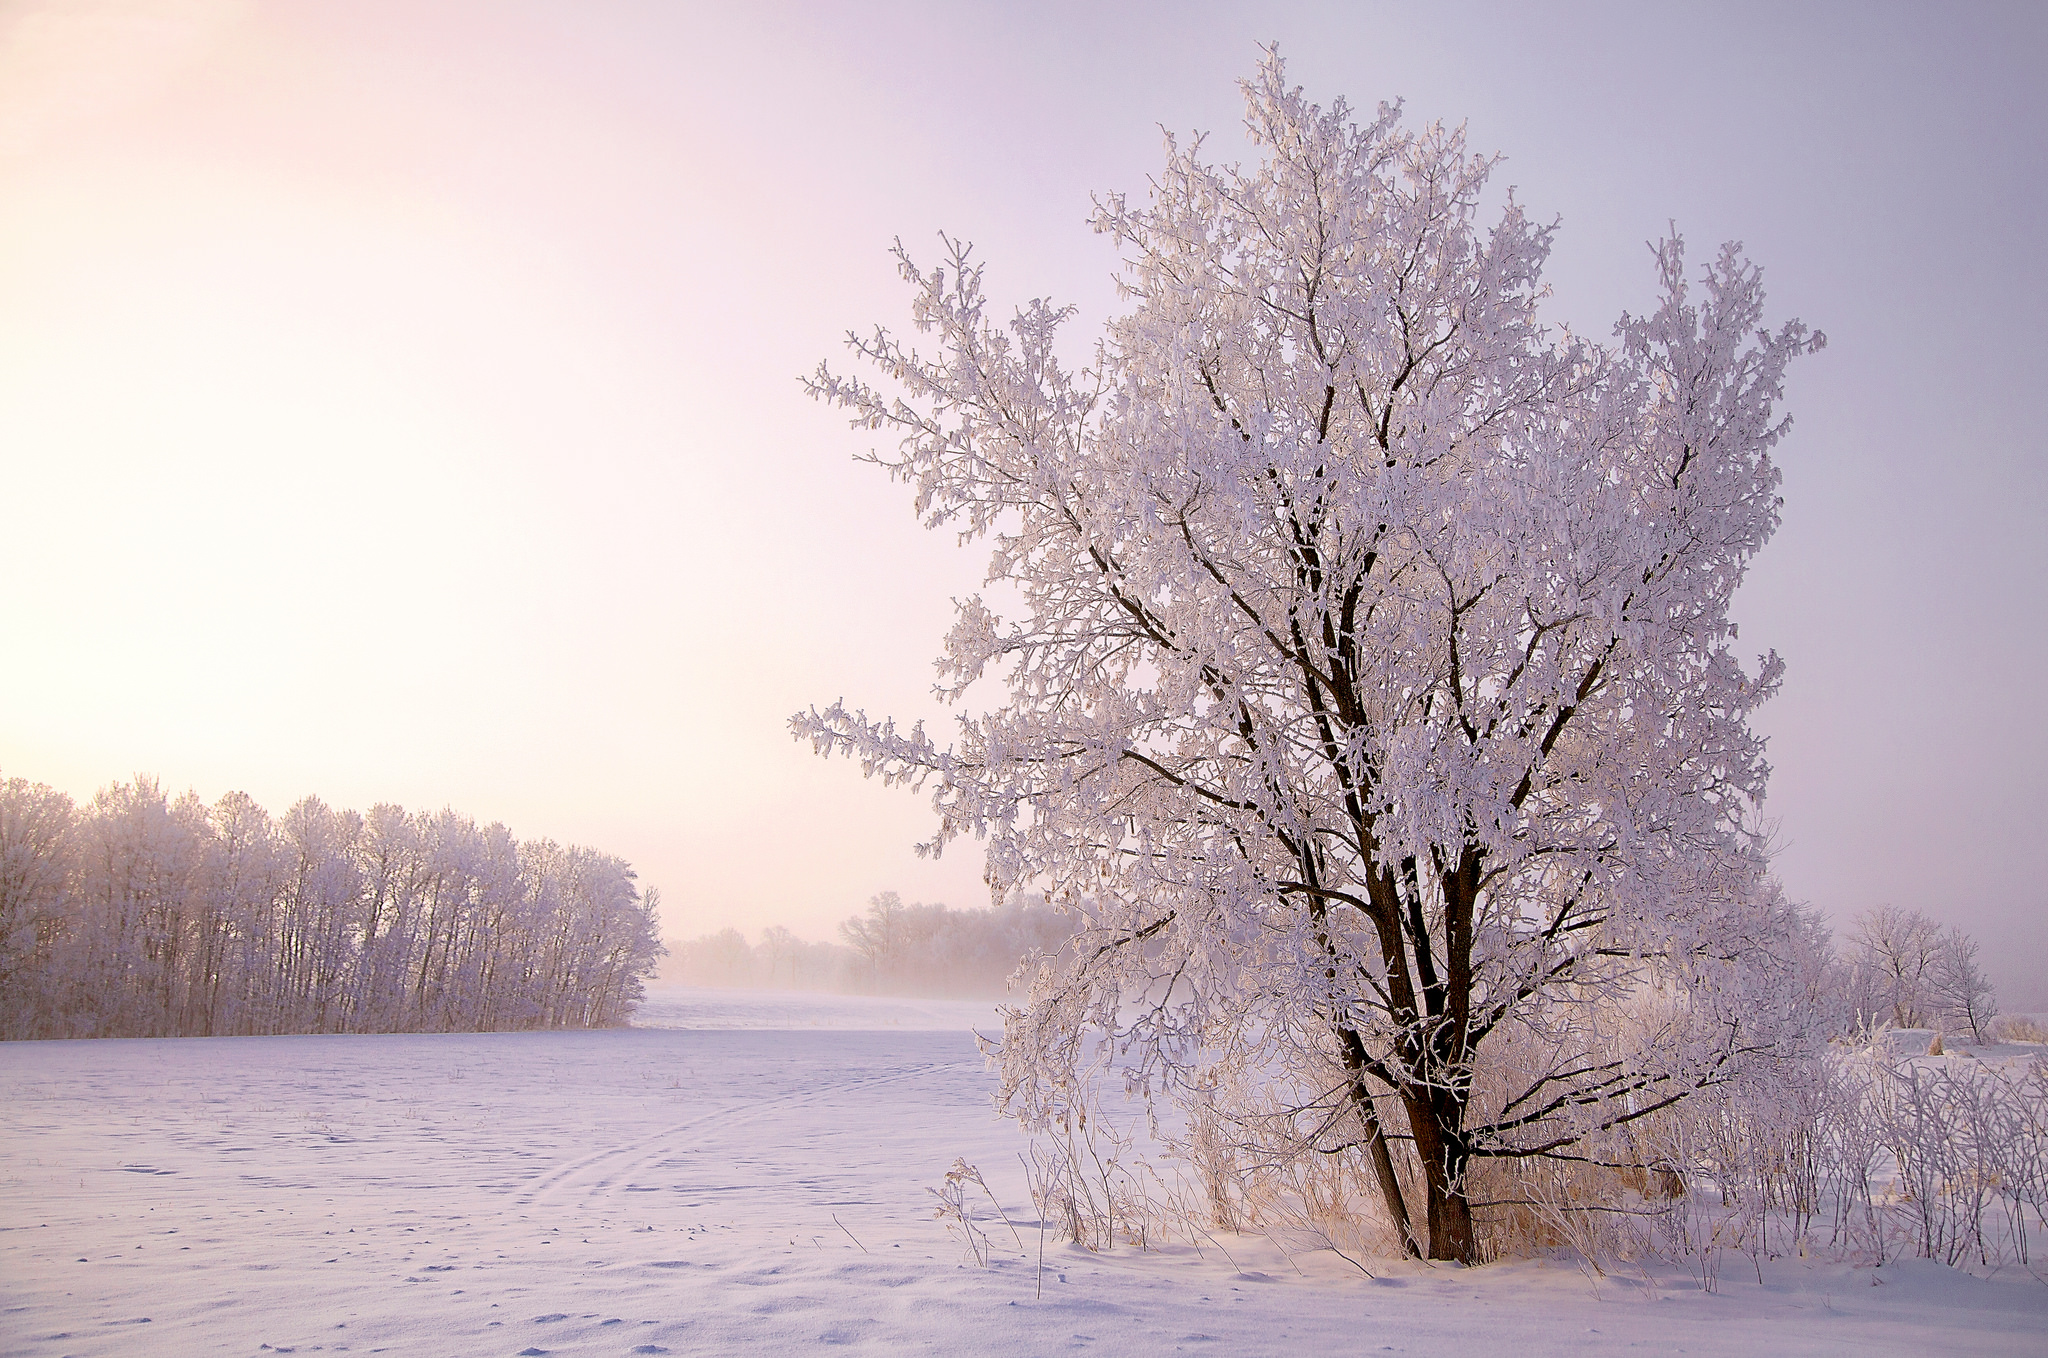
[4,995,2045,1356]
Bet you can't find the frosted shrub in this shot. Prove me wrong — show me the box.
[928,1158,1019,1267]
[1168,1060,1418,1265]
[1630,1040,2048,1277]
[990,1017,2047,1286]
[1460,1041,2045,1281]
[1017,1103,1156,1253]
[1862,1048,2047,1268]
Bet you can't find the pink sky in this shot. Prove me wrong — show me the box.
[2,1,2042,1005]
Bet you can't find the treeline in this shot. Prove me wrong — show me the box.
[0,774,664,1040]
[662,891,1075,997]
[660,893,2023,1028]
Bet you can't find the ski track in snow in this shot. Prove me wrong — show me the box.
[517,1061,949,1209]
[3,990,2045,1357]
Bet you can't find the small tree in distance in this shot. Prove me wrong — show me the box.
[1930,925,1996,1043]
[1848,904,1997,1041]
[1848,904,1944,1029]
[796,53,1824,1263]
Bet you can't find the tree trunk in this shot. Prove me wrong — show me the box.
[1336,1021,1422,1258]
[1364,1107,1423,1259]
[1404,1088,1477,1263]
[1423,1162,1476,1263]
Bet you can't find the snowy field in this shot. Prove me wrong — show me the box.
[3,990,2044,1357]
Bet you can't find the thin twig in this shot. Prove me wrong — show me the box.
[1307,1225,1376,1278]
[978,1172,1025,1249]
[1264,1228,1308,1277]
[1195,1224,1246,1276]
[1022,1151,1045,1299]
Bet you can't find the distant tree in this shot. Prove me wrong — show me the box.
[797,54,1822,1261]
[0,778,76,1039]
[1928,922,1996,1043]
[66,777,212,1037]
[659,897,1072,995]
[758,925,801,986]
[666,927,757,988]
[829,891,1074,997]
[840,890,910,991]
[1849,905,1946,1030]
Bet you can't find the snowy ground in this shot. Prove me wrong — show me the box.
[3,991,2044,1357]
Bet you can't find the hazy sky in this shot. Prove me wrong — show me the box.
[2,1,2043,1006]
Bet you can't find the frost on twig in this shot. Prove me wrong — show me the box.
[928,1157,1021,1267]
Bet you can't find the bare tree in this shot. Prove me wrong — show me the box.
[758,924,801,986]
[1928,924,1996,1043]
[840,890,909,992]
[1849,905,1946,1030]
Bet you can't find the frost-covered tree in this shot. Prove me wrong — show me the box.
[1928,925,1996,1043]
[796,54,1823,1262]
[67,777,213,1037]
[1847,905,1945,1031]
[0,778,77,1037]
[1849,905,1996,1041]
